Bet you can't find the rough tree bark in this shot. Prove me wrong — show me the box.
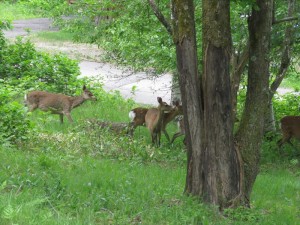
[170,0,204,197]
[200,0,240,207]
[235,0,273,205]
[151,0,240,208]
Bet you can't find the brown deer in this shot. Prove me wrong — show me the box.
[170,117,186,144]
[161,100,183,142]
[144,97,173,146]
[25,85,96,123]
[128,100,184,142]
[128,107,148,129]
[277,116,300,149]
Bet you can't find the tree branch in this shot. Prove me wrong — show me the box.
[272,16,298,25]
[231,43,249,121]
[148,0,173,36]
[269,0,295,99]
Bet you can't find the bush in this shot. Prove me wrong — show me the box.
[0,36,81,94]
[273,92,300,122]
[0,84,32,145]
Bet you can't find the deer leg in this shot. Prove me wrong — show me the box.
[64,112,73,123]
[152,132,158,146]
[158,131,161,147]
[127,122,134,137]
[27,104,38,112]
[162,129,170,142]
[171,132,185,144]
[277,134,294,155]
[59,114,64,124]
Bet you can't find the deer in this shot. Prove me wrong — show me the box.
[144,97,173,146]
[128,107,149,129]
[161,100,183,142]
[129,100,184,142]
[277,116,300,150]
[170,117,186,144]
[24,85,96,123]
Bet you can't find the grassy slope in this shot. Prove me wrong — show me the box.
[1,97,299,224]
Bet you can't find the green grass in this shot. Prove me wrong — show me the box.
[0,2,40,21]
[33,31,75,42]
[1,88,300,224]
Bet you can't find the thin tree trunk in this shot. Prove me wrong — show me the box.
[264,0,295,133]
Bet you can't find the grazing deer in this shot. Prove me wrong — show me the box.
[145,97,173,146]
[277,116,300,149]
[161,100,183,142]
[128,100,184,142]
[170,117,186,144]
[25,85,96,123]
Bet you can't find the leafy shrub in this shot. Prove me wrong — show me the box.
[0,84,32,145]
[0,36,81,94]
[273,92,300,122]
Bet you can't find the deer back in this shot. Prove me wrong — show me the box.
[25,85,96,114]
[129,107,148,128]
[145,97,173,132]
[26,91,72,114]
[145,108,160,132]
[280,116,300,139]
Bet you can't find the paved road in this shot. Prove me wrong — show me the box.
[4,18,172,105]
[3,18,58,38]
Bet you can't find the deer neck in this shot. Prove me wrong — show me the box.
[71,95,86,109]
[164,110,179,124]
[156,106,166,129]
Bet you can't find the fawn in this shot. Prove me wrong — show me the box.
[144,97,173,146]
[170,117,186,144]
[161,100,184,142]
[25,85,96,123]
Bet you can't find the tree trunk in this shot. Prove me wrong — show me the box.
[170,72,182,103]
[264,101,276,133]
[171,0,204,196]
[200,0,240,208]
[173,0,240,208]
[235,0,273,205]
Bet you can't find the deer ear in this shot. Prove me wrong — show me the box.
[157,97,162,103]
[83,85,86,90]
